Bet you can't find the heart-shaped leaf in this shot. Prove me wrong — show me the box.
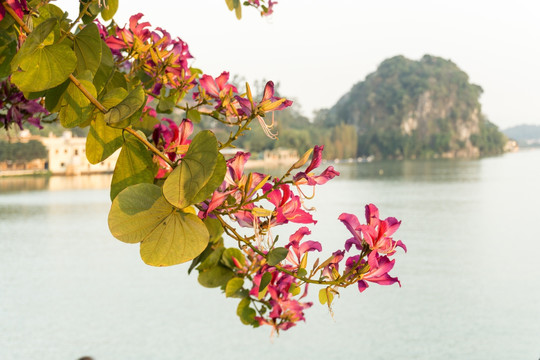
[108,183,209,266]
[110,131,156,200]
[101,0,119,20]
[163,131,225,209]
[104,85,146,128]
[11,19,77,92]
[93,40,114,94]
[74,22,102,75]
[267,247,289,266]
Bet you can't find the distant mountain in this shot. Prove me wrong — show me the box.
[323,55,507,159]
[503,125,540,147]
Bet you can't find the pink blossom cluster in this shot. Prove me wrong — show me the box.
[0,80,48,131]
[194,72,293,138]
[151,118,193,178]
[245,0,278,16]
[337,204,407,292]
[97,14,193,95]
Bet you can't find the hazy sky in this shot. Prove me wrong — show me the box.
[56,0,540,129]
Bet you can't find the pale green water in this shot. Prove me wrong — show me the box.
[1,150,539,359]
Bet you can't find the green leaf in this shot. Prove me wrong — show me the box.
[297,268,308,278]
[259,271,272,296]
[104,85,146,128]
[267,247,289,266]
[108,183,209,266]
[225,278,244,298]
[80,1,102,24]
[104,70,127,93]
[93,40,114,94]
[186,108,201,123]
[86,88,127,164]
[74,23,102,76]
[110,131,156,200]
[237,298,256,325]
[11,19,77,92]
[44,79,70,112]
[162,131,221,209]
[188,240,221,275]
[101,0,119,20]
[197,245,225,271]
[203,217,224,243]
[194,153,227,204]
[86,117,123,164]
[12,18,56,60]
[32,4,67,42]
[157,90,177,114]
[221,248,245,269]
[198,265,234,288]
[132,114,160,136]
[59,78,97,128]
[0,32,17,78]
[289,283,301,296]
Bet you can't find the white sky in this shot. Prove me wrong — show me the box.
[56,0,540,129]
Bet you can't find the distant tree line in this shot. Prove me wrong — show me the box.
[0,140,48,163]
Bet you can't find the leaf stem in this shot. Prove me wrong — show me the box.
[215,214,345,287]
[1,0,30,33]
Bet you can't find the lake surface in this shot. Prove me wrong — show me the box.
[1,150,539,360]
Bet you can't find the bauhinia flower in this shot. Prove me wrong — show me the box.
[339,204,406,265]
[0,80,47,130]
[235,81,292,139]
[250,266,312,332]
[344,254,401,292]
[152,118,193,178]
[196,72,238,105]
[263,183,316,226]
[285,227,322,268]
[293,145,340,186]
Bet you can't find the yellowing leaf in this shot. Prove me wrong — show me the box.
[110,131,156,200]
[59,78,97,128]
[108,183,209,266]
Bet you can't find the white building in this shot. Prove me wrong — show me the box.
[41,131,119,175]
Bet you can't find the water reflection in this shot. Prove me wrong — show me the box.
[0,174,112,193]
[333,158,483,183]
[1,150,539,360]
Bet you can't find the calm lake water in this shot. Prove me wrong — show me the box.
[1,150,539,360]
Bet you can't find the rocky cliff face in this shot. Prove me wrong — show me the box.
[327,55,505,159]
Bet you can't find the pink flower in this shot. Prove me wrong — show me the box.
[264,183,316,226]
[197,72,238,101]
[294,145,340,186]
[285,227,322,267]
[345,254,400,293]
[235,81,292,139]
[339,204,406,259]
[152,118,193,178]
[321,250,345,281]
[250,266,312,332]
[233,202,256,227]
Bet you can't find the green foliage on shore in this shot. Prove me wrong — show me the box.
[321,55,506,159]
[0,140,48,162]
